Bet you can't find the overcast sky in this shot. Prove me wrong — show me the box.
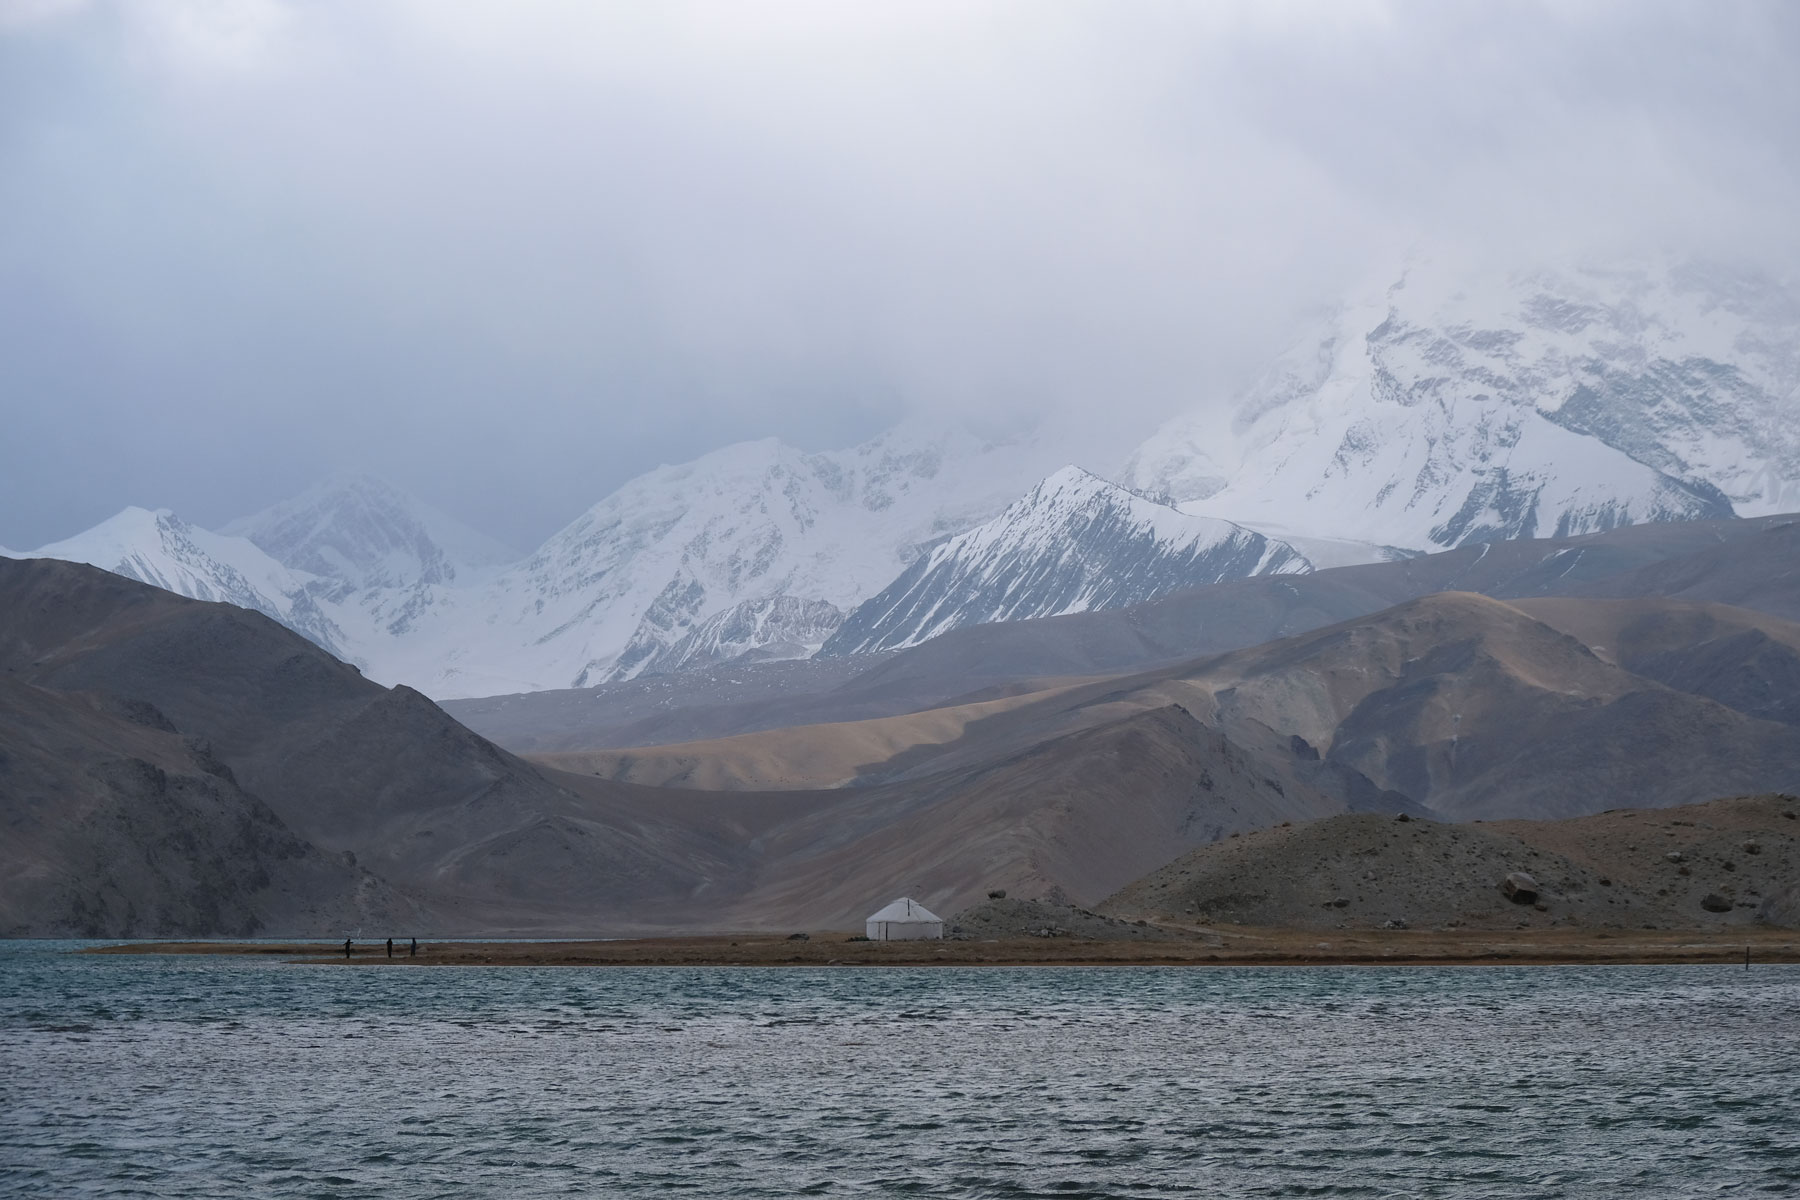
[3,0,1797,550]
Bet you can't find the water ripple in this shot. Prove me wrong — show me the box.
[1,947,1797,1197]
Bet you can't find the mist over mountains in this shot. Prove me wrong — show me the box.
[9,256,1796,702]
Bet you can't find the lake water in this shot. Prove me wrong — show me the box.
[2,942,1797,1198]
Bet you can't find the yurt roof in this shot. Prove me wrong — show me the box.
[867,897,942,923]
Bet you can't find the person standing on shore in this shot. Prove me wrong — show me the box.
[386,937,393,958]
[343,938,352,959]
[409,937,417,957]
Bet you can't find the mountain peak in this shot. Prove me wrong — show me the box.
[1125,254,1792,550]
[22,503,347,656]
[822,467,1318,656]
[225,475,516,590]
[1034,463,1115,494]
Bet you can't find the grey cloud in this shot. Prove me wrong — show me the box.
[1,0,1795,549]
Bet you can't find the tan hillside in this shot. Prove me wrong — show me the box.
[528,685,1075,790]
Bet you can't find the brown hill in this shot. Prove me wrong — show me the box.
[553,591,1800,828]
[0,558,717,934]
[1101,794,1800,931]
[543,703,1353,929]
[532,687,1074,791]
[1511,597,1800,726]
[0,676,417,938]
[9,554,1800,937]
[1183,592,1800,820]
[0,558,1368,934]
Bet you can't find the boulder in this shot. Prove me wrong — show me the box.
[1757,886,1800,927]
[1501,872,1539,904]
[1700,894,1733,914]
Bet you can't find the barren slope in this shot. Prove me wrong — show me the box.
[1103,794,1800,931]
[0,677,418,938]
[1511,597,1800,725]
[531,687,1076,791]
[1181,592,1800,820]
[680,704,1348,928]
[0,558,718,933]
[514,591,1800,834]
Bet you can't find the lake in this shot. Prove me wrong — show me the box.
[2,942,1796,1197]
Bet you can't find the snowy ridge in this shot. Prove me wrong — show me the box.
[1124,257,1798,550]
[391,427,1073,694]
[823,466,1319,656]
[26,507,349,656]
[16,428,1073,698]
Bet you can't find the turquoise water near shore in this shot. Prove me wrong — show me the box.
[2,942,1797,1197]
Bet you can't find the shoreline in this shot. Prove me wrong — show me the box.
[82,927,1800,968]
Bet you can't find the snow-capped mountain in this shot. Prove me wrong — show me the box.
[402,426,1077,695]
[224,474,516,594]
[823,466,1317,656]
[10,428,1075,698]
[20,256,1795,699]
[1124,257,1799,550]
[19,507,350,656]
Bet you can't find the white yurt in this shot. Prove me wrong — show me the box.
[865,897,944,941]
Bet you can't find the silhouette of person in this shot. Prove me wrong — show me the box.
[409,937,418,957]
[343,938,352,959]
[386,937,394,958]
